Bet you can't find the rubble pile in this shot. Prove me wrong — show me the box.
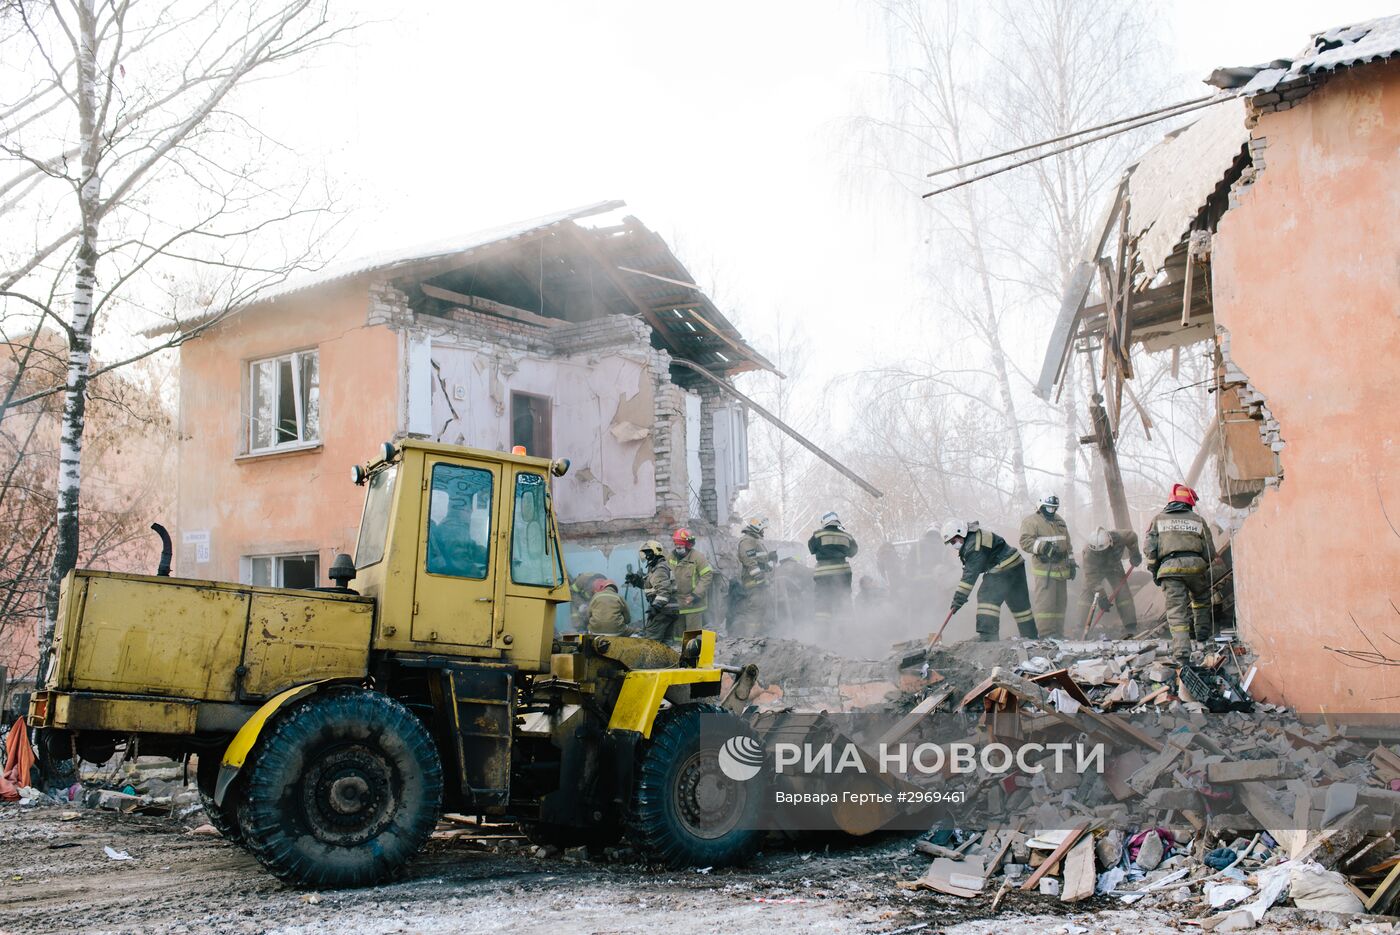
[877,633,1400,928]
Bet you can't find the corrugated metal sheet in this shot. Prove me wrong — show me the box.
[1242,14,1400,95]
[1127,97,1249,277]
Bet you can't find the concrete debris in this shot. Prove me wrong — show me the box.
[869,631,1400,924]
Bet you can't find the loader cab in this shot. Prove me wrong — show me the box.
[350,439,571,672]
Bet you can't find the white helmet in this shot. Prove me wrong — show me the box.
[1087,526,1112,551]
[1039,492,1060,513]
[821,511,841,528]
[940,520,968,544]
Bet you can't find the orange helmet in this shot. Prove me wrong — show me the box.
[592,577,616,594]
[672,528,696,547]
[1169,483,1199,507]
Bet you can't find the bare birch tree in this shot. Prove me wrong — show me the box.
[0,0,347,679]
[848,0,1172,529]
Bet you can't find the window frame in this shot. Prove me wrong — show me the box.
[246,348,320,454]
[508,469,564,588]
[423,462,494,581]
[509,391,553,459]
[243,552,321,589]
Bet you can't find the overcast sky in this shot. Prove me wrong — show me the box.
[247,0,1396,394]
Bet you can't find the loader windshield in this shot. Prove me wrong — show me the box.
[354,464,397,568]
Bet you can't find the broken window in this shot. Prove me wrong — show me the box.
[246,553,320,589]
[510,392,551,458]
[249,349,320,452]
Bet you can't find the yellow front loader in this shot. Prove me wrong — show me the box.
[29,440,764,887]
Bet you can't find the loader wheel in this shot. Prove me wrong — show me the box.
[195,750,244,846]
[627,704,764,867]
[237,689,443,888]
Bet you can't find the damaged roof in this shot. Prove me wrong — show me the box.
[155,201,774,376]
[1127,97,1249,278]
[1210,13,1400,97]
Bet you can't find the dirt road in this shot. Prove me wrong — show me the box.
[0,807,1328,935]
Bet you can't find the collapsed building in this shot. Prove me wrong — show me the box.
[157,202,783,596]
[1037,16,1400,715]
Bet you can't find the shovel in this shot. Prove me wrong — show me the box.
[927,608,956,649]
[1081,564,1137,638]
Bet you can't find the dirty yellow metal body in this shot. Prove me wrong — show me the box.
[26,438,748,888]
[31,570,373,732]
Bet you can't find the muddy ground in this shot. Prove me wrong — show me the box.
[0,807,1364,935]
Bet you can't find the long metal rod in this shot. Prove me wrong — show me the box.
[923,96,1231,199]
[668,358,884,499]
[926,94,1217,178]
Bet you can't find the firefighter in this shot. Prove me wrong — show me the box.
[669,528,713,629]
[569,571,607,632]
[1075,526,1142,636]
[807,512,857,622]
[1144,483,1216,661]
[731,518,774,636]
[1019,493,1076,638]
[943,520,1037,641]
[637,539,681,644]
[585,578,632,636]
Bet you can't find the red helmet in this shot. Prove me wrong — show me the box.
[592,577,616,594]
[672,528,696,547]
[1169,483,1199,507]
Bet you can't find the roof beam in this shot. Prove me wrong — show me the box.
[669,359,881,499]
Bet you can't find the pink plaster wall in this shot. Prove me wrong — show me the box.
[175,286,398,583]
[1211,61,1400,714]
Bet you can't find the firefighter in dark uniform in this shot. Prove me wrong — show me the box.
[807,511,857,622]
[1075,526,1142,636]
[636,539,680,644]
[943,520,1038,641]
[1144,484,1217,661]
[1019,493,1076,638]
[732,518,773,636]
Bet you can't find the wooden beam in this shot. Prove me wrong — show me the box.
[668,358,883,499]
[1021,822,1090,892]
[616,265,701,292]
[420,283,563,329]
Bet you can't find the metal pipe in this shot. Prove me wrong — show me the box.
[923,97,1231,199]
[925,94,1218,178]
[150,523,172,577]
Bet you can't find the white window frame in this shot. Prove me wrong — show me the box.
[247,348,319,454]
[241,552,320,588]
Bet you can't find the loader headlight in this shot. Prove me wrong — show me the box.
[679,637,702,668]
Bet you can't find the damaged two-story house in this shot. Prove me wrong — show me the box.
[1039,17,1400,714]
[162,201,773,601]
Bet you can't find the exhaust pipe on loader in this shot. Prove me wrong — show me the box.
[150,523,172,576]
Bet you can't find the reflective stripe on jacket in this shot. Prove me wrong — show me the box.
[669,548,713,614]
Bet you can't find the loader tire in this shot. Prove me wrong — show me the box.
[195,751,243,846]
[627,704,764,868]
[237,689,442,888]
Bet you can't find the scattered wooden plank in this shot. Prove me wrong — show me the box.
[1364,861,1400,913]
[879,689,954,747]
[422,283,564,329]
[1021,821,1090,892]
[1061,836,1097,903]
